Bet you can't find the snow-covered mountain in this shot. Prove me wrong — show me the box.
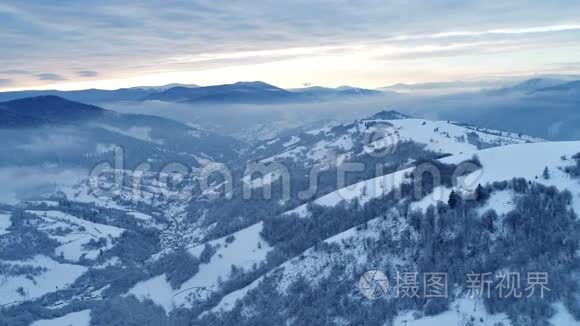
[1,100,579,326]
[248,110,541,167]
[196,141,580,326]
[181,110,541,237]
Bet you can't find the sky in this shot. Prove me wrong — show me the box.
[1,0,580,91]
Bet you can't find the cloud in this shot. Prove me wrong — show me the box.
[549,62,580,71]
[77,70,99,77]
[36,73,66,81]
[0,79,14,86]
[2,1,580,89]
[387,24,580,42]
[0,165,86,204]
[0,69,31,75]
[20,134,82,152]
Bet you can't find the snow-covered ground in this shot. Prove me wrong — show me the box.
[254,117,542,169]
[393,299,511,326]
[217,140,580,321]
[414,141,580,213]
[0,212,12,235]
[127,222,272,312]
[284,167,412,218]
[210,213,408,315]
[387,118,540,154]
[476,189,515,216]
[0,255,87,306]
[30,309,91,326]
[126,211,164,229]
[550,302,580,326]
[210,280,261,313]
[393,300,578,326]
[195,139,580,315]
[125,274,175,312]
[26,210,125,262]
[283,136,301,147]
[286,141,580,219]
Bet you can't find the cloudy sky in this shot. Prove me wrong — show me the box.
[1,0,580,91]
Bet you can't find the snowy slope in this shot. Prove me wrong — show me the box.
[393,300,578,326]
[282,165,412,218]
[209,141,580,321]
[26,210,125,262]
[393,299,511,326]
[285,141,580,219]
[0,255,87,306]
[125,274,175,313]
[210,210,409,315]
[387,118,540,153]
[127,222,271,312]
[412,141,580,213]
[30,310,91,326]
[0,212,11,235]
[250,114,542,168]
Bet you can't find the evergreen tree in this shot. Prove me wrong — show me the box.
[475,184,488,202]
[542,166,550,180]
[447,190,458,209]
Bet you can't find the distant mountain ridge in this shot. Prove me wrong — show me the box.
[145,81,386,103]
[0,84,199,104]
[0,81,387,105]
[381,75,580,95]
[0,95,105,127]
[144,81,297,103]
[290,85,385,97]
[487,77,568,95]
[534,80,580,93]
[380,80,507,94]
